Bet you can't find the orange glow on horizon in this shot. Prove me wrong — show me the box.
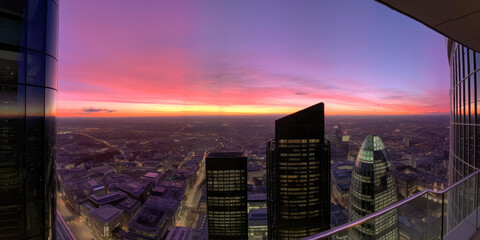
[57,101,448,117]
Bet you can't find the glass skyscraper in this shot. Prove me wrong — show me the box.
[0,0,58,238]
[267,103,331,240]
[447,39,480,232]
[348,135,397,240]
[206,152,248,240]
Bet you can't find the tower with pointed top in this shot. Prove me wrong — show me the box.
[348,134,398,240]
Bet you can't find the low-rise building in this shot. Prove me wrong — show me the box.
[165,226,192,240]
[248,208,267,240]
[90,205,124,240]
[116,197,141,230]
[129,206,168,239]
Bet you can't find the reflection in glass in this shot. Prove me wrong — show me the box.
[27,0,46,52]
[45,56,57,89]
[27,51,45,86]
[26,86,46,237]
[46,0,59,58]
[0,49,25,84]
[0,84,26,239]
[0,1,26,46]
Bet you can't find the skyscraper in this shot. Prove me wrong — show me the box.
[374,1,480,237]
[0,0,58,239]
[267,103,331,240]
[348,134,397,240]
[446,39,480,232]
[206,152,248,240]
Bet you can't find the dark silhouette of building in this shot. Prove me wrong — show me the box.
[267,103,331,240]
[0,0,58,238]
[206,152,248,240]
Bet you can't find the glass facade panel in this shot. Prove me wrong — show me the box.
[0,0,26,47]
[26,86,46,237]
[448,41,480,235]
[27,0,46,52]
[26,51,45,86]
[0,1,57,238]
[45,55,57,89]
[0,49,25,84]
[0,84,26,239]
[46,0,59,58]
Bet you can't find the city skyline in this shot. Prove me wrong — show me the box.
[58,0,449,117]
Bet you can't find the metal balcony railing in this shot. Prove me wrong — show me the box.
[304,170,480,240]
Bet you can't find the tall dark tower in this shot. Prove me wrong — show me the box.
[267,103,331,240]
[206,152,248,240]
[0,0,58,239]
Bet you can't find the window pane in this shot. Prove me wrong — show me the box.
[46,0,58,58]
[27,0,46,52]
[44,88,56,232]
[45,56,57,89]
[0,0,27,47]
[0,49,25,84]
[26,51,45,86]
[476,52,480,70]
[0,84,26,239]
[25,86,45,237]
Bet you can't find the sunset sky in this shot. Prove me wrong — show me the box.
[58,0,450,117]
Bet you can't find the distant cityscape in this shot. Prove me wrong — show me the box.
[55,113,449,239]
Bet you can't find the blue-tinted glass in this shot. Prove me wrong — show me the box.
[476,52,480,70]
[45,89,56,231]
[0,0,27,47]
[26,86,45,237]
[26,51,45,86]
[46,0,58,58]
[0,84,26,239]
[0,49,25,84]
[469,49,475,74]
[27,0,46,52]
[45,56,57,89]
[464,47,469,77]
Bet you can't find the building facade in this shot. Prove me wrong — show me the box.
[0,0,58,239]
[206,152,248,240]
[447,40,480,232]
[348,135,398,240]
[267,103,331,240]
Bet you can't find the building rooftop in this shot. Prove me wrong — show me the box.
[144,195,180,213]
[88,191,127,206]
[90,205,123,223]
[207,152,246,158]
[129,206,166,232]
[165,226,192,240]
[118,182,147,197]
[144,172,160,178]
[116,197,141,215]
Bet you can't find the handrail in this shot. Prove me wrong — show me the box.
[303,169,480,240]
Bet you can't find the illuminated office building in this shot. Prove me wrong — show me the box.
[0,0,58,238]
[348,135,397,240]
[267,103,331,240]
[206,152,248,240]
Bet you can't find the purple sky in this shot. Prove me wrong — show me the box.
[58,0,450,116]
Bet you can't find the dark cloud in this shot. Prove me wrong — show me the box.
[296,92,308,95]
[81,108,116,114]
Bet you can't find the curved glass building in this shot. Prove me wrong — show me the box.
[348,135,397,240]
[447,40,480,231]
[0,0,58,238]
